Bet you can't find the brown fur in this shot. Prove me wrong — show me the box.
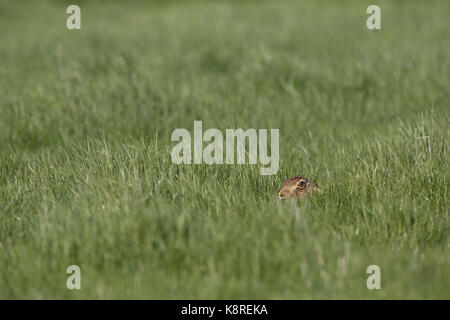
[278,176,320,200]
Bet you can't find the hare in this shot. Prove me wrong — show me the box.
[278,176,321,200]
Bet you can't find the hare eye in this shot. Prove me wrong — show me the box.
[298,181,306,188]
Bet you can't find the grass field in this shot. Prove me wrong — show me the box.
[0,0,449,299]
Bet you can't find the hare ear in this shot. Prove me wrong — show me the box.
[312,182,321,191]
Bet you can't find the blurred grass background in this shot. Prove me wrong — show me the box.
[0,0,448,298]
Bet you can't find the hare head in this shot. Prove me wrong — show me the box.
[278,176,320,200]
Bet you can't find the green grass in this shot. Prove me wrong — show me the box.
[0,0,449,299]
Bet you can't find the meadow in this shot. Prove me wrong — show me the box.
[0,0,448,299]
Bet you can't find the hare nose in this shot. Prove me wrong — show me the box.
[279,192,286,199]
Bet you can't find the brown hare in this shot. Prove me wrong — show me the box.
[278,176,321,200]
